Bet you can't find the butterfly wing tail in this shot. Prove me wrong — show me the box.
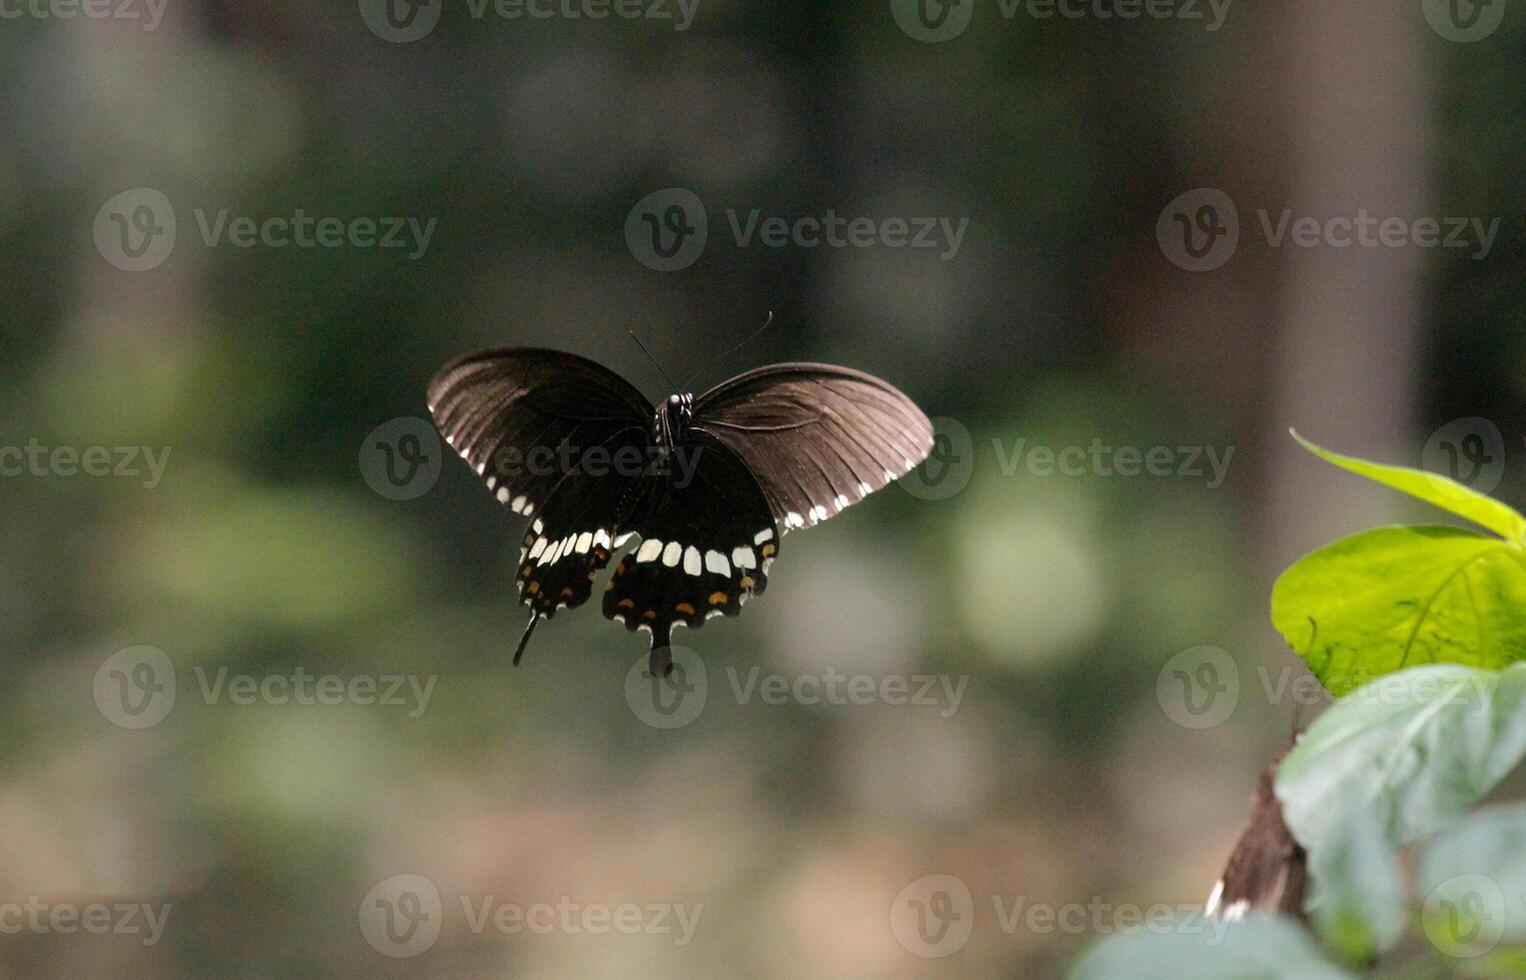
[648,625,674,678]
[513,612,541,667]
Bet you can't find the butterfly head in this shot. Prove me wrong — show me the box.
[655,393,694,447]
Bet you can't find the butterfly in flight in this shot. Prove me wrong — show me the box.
[427,338,934,677]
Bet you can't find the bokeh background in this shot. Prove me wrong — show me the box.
[0,0,1522,976]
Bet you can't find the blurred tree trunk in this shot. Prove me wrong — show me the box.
[1263,0,1429,574]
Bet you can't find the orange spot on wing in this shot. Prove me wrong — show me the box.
[675,602,696,616]
[617,598,635,610]
[707,592,728,606]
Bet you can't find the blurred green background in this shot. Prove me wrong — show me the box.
[0,0,1521,976]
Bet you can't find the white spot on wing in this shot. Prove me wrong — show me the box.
[809,505,829,522]
[731,546,757,570]
[510,494,527,512]
[496,486,511,504]
[832,494,849,512]
[662,541,682,567]
[857,482,872,497]
[637,539,662,563]
[683,546,702,576]
[784,512,805,529]
[705,550,730,576]
[576,532,593,554]
[754,528,774,544]
[614,532,634,548]
[594,529,611,550]
[528,538,547,560]
[1205,881,1224,917]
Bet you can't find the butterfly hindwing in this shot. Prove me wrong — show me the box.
[691,364,934,532]
[603,432,778,675]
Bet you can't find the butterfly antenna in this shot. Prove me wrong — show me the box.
[681,310,775,390]
[512,612,541,667]
[628,331,680,392]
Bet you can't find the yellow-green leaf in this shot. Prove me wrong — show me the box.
[1271,526,1526,695]
[1292,431,1526,544]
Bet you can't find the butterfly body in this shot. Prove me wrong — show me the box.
[428,347,933,676]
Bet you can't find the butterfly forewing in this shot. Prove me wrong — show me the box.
[691,364,934,531]
[427,348,653,517]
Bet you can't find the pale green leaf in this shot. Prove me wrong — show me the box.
[1277,664,1526,858]
[1067,917,1354,980]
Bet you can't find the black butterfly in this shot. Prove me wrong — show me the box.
[1205,739,1308,923]
[427,347,934,677]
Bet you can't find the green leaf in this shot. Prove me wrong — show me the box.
[1305,805,1407,963]
[1271,526,1526,695]
[1416,805,1526,954]
[1277,664,1526,858]
[1292,431,1526,544]
[1066,917,1355,980]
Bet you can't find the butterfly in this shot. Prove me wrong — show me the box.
[1205,738,1308,923]
[427,345,934,677]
